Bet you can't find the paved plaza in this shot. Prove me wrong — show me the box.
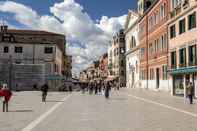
[1,88,197,131]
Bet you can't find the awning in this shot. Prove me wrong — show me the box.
[168,67,197,75]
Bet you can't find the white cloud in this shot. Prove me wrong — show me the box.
[0,0,126,76]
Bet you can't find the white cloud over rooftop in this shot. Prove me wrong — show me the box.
[0,0,126,76]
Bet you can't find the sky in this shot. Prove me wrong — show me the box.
[0,0,138,76]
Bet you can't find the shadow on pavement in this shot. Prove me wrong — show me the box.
[45,100,64,102]
[9,109,34,112]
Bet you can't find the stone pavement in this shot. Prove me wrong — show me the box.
[0,91,68,131]
[1,89,197,131]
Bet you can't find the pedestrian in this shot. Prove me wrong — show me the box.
[69,85,73,93]
[105,82,111,99]
[89,83,93,95]
[0,84,12,112]
[98,82,102,94]
[94,82,98,95]
[33,84,38,90]
[41,83,49,102]
[81,83,85,94]
[186,82,194,104]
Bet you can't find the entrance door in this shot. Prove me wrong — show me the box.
[156,68,160,89]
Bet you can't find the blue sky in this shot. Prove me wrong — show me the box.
[0,0,138,75]
[0,0,137,24]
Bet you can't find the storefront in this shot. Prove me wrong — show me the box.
[169,67,197,98]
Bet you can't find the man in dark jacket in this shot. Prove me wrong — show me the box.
[41,83,49,102]
[105,82,111,99]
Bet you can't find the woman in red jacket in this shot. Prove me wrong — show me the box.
[0,84,12,112]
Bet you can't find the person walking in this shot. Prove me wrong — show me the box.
[69,85,73,93]
[104,82,111,99]
[41,83,49,102]
[186,82,194,104]
[89,83,93,95]
[0,84,12,112]
[94,82,98,95]
[98,81,102,94]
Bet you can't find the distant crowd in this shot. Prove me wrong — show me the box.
[80,81,120,99]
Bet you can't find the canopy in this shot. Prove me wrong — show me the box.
[168,67,197,75]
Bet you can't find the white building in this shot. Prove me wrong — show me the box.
[0,25,66,90]
[124,10,140,88]
[108,30,126,86]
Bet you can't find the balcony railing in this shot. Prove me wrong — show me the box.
[179,63,186,68]
[171,65,177,69]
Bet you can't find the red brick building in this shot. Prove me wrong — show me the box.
[139,0,170,91]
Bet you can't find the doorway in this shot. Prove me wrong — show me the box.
[156,68,160,89]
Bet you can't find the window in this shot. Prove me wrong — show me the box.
[140,48,145,58]
[179,48,186,67]
[44,47,53,54]
[170,25,176,38]
[188,12,196,30]
[120,48,125,54]
[188,45,196,66]
[113,49,116,56]
[179,19,185,34]
[140,70,146,80]
[131,36,136,48]
[121,60,124,67]
[160,4,165,19]
[136,61,138,73]
[172,0,181,9]
[161,36,164,50]
[162,65,168,80]
[15,46,23,53]
[171,51,176,68]
[163,34,167,49]
[3,46,9,53]
[121,70,124,76]
[149,68,154,80]
[119,38,125,43]
[155,39,159,52]
[149,43,153,55]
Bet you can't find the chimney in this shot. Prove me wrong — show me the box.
[0,25,8,33]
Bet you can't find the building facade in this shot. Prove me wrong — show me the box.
[124,10,140,88]
[168,0,197,97]
[147,0,169,91]
[99,53,108,80]
[0,25,69,90]
[138,0,170,91]
[108,29,126,87]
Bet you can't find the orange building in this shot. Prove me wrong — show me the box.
[139,0,170,91]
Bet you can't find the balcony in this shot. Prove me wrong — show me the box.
[171,65,177,69]
[179,63,186,68]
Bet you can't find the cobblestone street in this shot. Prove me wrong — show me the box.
[1,89,197,131]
